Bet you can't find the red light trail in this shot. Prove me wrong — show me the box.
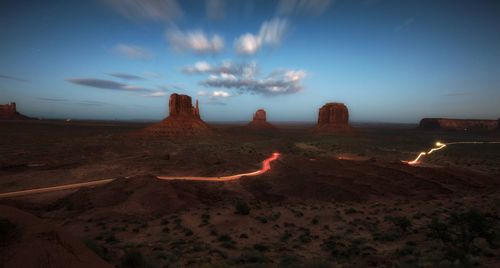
[0,152,281,198]
[157,152,280,181]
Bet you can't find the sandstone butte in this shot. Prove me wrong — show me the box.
[0,102,32,120]
[315,102,351,132]
[419,118,498,131]
[247,109,276,130]
[143,93,211,137]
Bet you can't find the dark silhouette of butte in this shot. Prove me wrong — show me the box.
[0,102,32,120]
[419,118,498,131]
[247,109,276,130]
[144,93,210,136]
[315,102,351,132]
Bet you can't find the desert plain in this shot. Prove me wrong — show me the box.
[1,119,499,267]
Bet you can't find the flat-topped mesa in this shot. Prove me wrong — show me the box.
[0,102,32,120]
[247,109,276,130]
[315,102,351,132]
[420,118,498,131]
[143,93,210,137]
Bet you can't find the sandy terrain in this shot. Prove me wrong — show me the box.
[1,120,499,267]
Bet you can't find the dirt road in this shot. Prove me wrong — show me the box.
[0,152,280,198]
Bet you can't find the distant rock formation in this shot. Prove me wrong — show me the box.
[247,109,276,130]
[315,102,351,132]
[143,93,210,137]
[419,118,498,131]
[0,102,32,120]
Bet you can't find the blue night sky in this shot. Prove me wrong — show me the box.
[1,0,499,123]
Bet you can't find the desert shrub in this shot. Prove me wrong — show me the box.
[209,249,228,259]
[321,236,363,259]
[281,231,293,242]
[0,218,18,247]
[270,212,281,221]
[279,255,302,267]
[184,228,193,236]
[255,215,268,224]
[201,212,210,225]
[373,231,401,242]
[239,233,248,239]
[121,250,145,268]
[218,234,236,248]
[253,243,269,252]
[234,199,250,215]
[345,208,357,214]
[104,233,118,244]
[236,250,270,264]
[83,237,110,261]
[386,216,412,232]
[302,258,333,268]
[299,230,313,243]
[428,209,496,254]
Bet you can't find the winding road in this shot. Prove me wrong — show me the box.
[0,152,281,199]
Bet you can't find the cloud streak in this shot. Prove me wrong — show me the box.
[276,0,333,16]
[103,0,183,22]
[114,44,154,59]
[182,61,258,76]
[0,74,29,82]
[66,77,169,98]
[106,72,144,80]
[38,97,112,106]
[206,0,225,20]
[394,18,415,32]
[166,28,224,54]
[234,18,288,55]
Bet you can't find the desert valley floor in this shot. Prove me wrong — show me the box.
[1,120,499,267]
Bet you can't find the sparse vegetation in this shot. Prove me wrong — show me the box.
[0,218,18,247]
[428,209,497,262]
[234,199,250,215]
[83,237,110,261]
[121,250,146,268]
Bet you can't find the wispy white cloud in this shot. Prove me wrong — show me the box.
[185,61,306,96]
[234,18,288,55]
[276,0,333,16]
[114,44,154,59]
[197,89,231,105]
[166,29,224,54]
[198,89,231,98]
[140,91,168,97]
[182,61,257,77]
[157,83,187,92]
[102,0,183,22]
[143,71,163,79]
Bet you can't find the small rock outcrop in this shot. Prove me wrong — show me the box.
[144,93,210,137]
[0,102,32,120]
[315,102,351,132]
[247,109,276,130]
[419,118,498,131]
